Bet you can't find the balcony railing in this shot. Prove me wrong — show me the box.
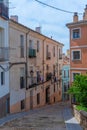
[51,76,58,83]
[28,48,36,58]
[29,77,37,88]
[0,47,9,61]
[46,52,51,60]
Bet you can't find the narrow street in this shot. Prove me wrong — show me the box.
[0,102,83,130]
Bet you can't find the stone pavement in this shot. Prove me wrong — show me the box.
[63,103,83,130]
[0,102,83,130]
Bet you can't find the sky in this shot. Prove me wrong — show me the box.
[9,0,87,53]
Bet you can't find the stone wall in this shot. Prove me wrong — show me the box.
[73,105,87,130]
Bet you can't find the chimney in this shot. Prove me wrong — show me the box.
[83,5,87,20]
[73,12,78,22]
[35,27,41,33]
[10,15,18,22]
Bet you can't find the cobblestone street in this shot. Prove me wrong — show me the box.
[0,102,83,130]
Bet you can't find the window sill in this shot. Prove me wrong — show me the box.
[72,59,81,61]
[72,37,80,40]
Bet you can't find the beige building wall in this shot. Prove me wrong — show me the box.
[9,21,27,113]
[9,20,63,113]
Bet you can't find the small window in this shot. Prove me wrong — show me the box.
[72,28,80,39]
[59,48,62,59]
[46,65,49,70]
[53,46,55,57]
[54,84,55,92]
[64,83,67,92]
[46,45,49,57]
[68,70,69,77]
[59,91,61,95]
[37,40,39,52]
[21,100,25,110]
[20,68,25,89]
[20,35,24,57]
[20,77,25,89]
[64,70,66,78]
[72,50,81,60]
[68,82,69,89]
[72,73,80,81]
[29,40,33,49]
[37,93,40,105]
[54,97,55,102]
[1,72,5,85]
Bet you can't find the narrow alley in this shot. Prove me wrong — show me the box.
[0,102,83,130]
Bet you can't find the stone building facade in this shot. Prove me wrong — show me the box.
[0,18,63,115]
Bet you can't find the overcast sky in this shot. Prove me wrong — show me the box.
[9,0,87,53]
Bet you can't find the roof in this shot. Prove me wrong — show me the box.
[66,20,87,28]
[9,19,64,46]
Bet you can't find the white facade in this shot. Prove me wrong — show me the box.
[0,18,9,98]
[0,64,9,98]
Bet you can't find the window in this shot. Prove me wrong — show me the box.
[54,97,55,102]
[54,84,55,92]
[59,48,62,59]
[53,46,55,57]
[20,68,25,89]
[64,70,66,78]
[72,28,80,39]
[53,65,55,76]
[21,100,25,110]
[64,83,67,92]
[29,40,33,49]
[1,72,5,85]
[37,40,39,52]
[37,93,40,104]
[68,82,69,89]
[20,77,24,89]
[46,45,48,58]
[46,65,49,70]
[68,70,69,77]
[72,72,80,81]
[20,35,24,57]
[72,50,81,60]
[59,91,61,95]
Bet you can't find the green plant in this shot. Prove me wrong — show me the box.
[76,105,87,112]
[68,74,87,107]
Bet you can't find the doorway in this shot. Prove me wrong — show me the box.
[30,90,33,109]
[46,86,50,104]
[6,98,10,114]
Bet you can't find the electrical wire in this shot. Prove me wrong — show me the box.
[34,0,82,15]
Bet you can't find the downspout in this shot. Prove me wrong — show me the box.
[25,30,30,110]
[57,45,58,79]
[43,38,46,83]
[25,30,30,90]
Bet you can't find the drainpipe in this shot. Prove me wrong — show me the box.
[25,30,30,110]
[57,45,58,79]
[43,38,46,83]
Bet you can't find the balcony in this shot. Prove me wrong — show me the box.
[59,54,62,59]
[29,77,37,88]
[28,48,36,58]
[46,72,52,81]
[46,52,51,60]
[59,70,62,75]
[0,47,9,61]
[51,76,58,83]
[0,2,9,19]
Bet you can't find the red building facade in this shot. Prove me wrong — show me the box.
[67,5,87,83]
